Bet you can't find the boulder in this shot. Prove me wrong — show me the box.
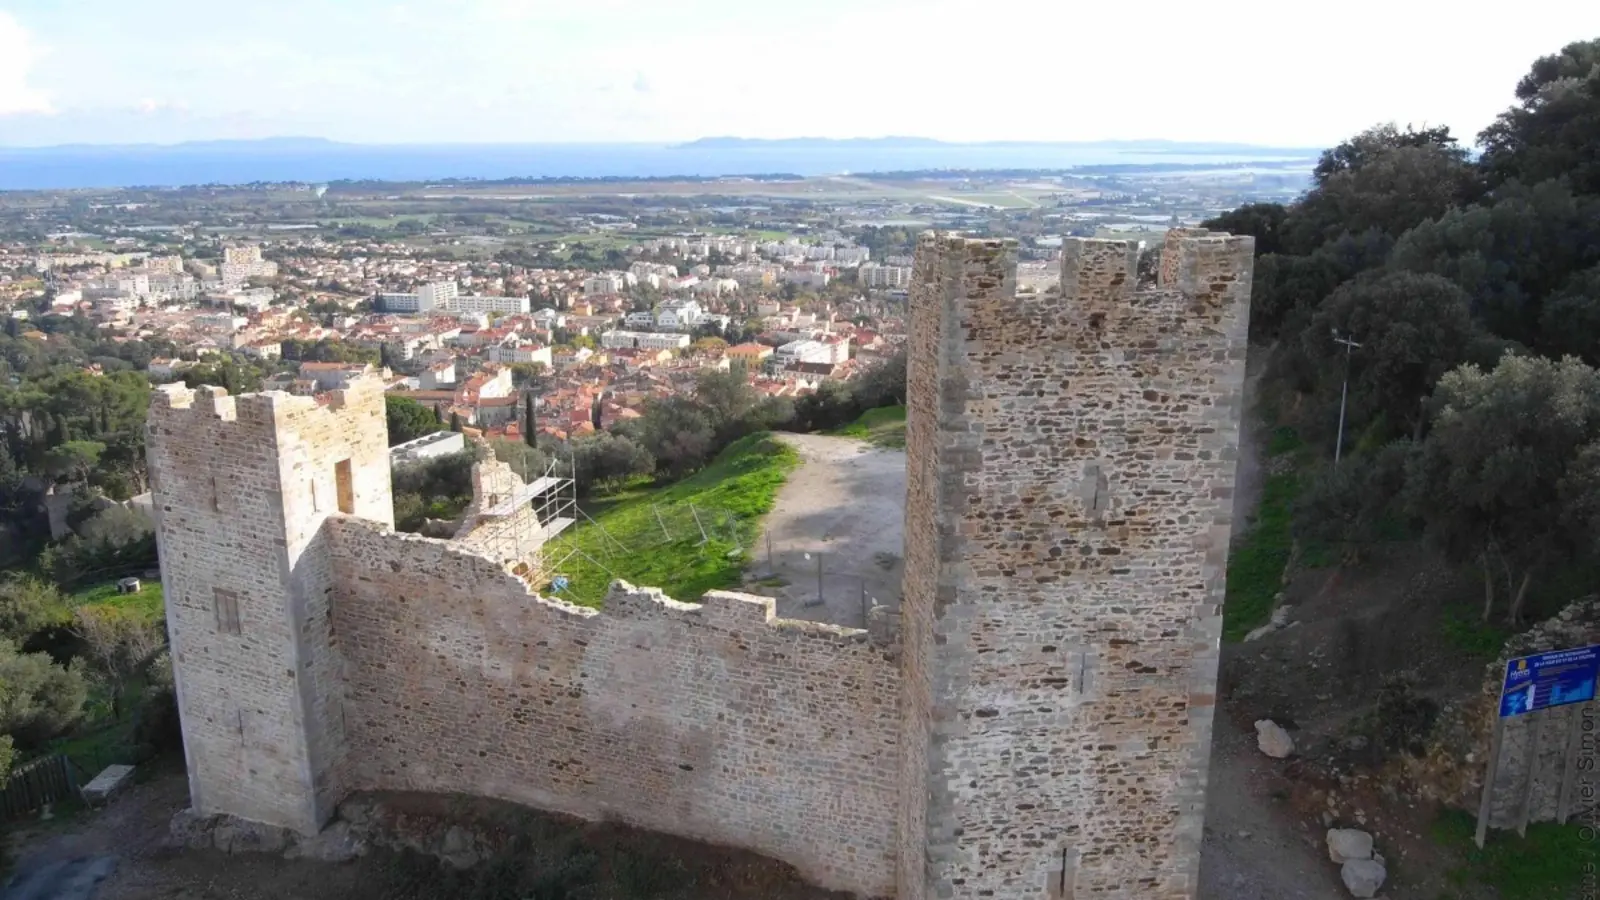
[286,821,366,863]
[169,808,219,850]
[1326,828,1373,863]
[1255,719,1294,758]
[1340,857,1386,898]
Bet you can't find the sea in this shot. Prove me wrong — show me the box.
[0,140,1318,191]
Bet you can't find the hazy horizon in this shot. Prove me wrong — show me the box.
[3,0,1597,148]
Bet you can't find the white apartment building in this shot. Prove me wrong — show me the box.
[656,299,703,331]
[450,294,530,315]
[776,339,833,366]
[381,281,528,315]
[194,312,247,332]
[624,311,656,329]
[487,344,554,366]
[600,330,691,352]
[833,246,870,266]
[223,245,264,266]
[583,272,632,296]
[859,263,912,289]
[781,270,831,289]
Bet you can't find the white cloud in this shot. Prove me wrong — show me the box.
[0,12,51,116]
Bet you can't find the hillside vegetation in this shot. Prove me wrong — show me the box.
[1209,37,1600,639]
[831,404,906,448]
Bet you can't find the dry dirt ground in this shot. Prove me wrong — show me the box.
[742,432,906,629]
[2,768,847,900]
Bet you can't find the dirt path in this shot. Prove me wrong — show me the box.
[1197,345,1344,900]
[747,433,906,628]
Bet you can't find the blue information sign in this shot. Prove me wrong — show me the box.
[1498,645,1600,718]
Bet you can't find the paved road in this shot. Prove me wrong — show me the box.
[2,856,117,900]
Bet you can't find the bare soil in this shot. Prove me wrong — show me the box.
[743,433,906,628]
[3,767,846,900]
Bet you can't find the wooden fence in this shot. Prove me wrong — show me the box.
[0,754,77,821]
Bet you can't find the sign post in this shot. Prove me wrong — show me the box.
[1475,644,1600,848]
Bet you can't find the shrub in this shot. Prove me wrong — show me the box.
[0,642,88,748]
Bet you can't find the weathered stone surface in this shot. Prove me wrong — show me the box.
[151,226,1255,900]
[1326,828,1373,863]
[168,808,218,850]
[285,821,365,863]
[898,232,1252,898]
[80,764,136,807]
[1340,857,1387,898]
[1256,719,1295,758]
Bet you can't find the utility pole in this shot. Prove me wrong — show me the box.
[1332,329,1362,466]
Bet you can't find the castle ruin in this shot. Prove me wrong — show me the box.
[148,228,1253,898]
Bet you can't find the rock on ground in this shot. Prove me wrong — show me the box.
[1325,828,1373,864]
[1340,857,1387,898]
[1255,719,1294,758]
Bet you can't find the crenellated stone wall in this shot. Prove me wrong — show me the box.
[151,226,1253,900]
[897,231,1251,899]
[327,518,902,895]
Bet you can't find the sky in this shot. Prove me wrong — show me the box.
[0,0,1596,148]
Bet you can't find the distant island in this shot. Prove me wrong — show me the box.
[676,136,1321,157]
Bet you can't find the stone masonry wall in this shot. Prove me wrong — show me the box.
[148,379,392,834]
[898,232,1251,899]
[327,519,902,897]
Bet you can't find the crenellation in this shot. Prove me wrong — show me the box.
[152,226,1250,900]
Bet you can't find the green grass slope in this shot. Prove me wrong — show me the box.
[543,433,798,608]
[832,404,906,448]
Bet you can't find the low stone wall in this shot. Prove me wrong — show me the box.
[327,518,902,897]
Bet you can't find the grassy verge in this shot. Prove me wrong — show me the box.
[1222,426,1303,642]
[1432,809,1593,900]
[831,404,906,448]
[543,433,798,608]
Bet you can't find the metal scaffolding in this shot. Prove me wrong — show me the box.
[474,455,577,590]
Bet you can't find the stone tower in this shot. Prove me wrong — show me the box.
[897,231,1253,898]
[147,378,392,835]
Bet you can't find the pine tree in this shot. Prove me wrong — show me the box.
[524,395,536,448]
[449,411,462,433]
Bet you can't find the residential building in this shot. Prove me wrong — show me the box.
[298,361,379,391]
[859,263,912,289]
[583,272,631,295]
[486,344,553,366]
[776,339,833,366]
[600,330,691,352]
[655,299,703,331]
[726,343,774,366]
[390,431,466,465]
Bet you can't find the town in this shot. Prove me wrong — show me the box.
[0,165,1303,465]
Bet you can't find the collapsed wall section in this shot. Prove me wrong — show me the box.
[327,518,902,897]
[899,231,1252,899]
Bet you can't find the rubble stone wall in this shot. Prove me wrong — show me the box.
[328,519,902,897]
[897,232,1251,899]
